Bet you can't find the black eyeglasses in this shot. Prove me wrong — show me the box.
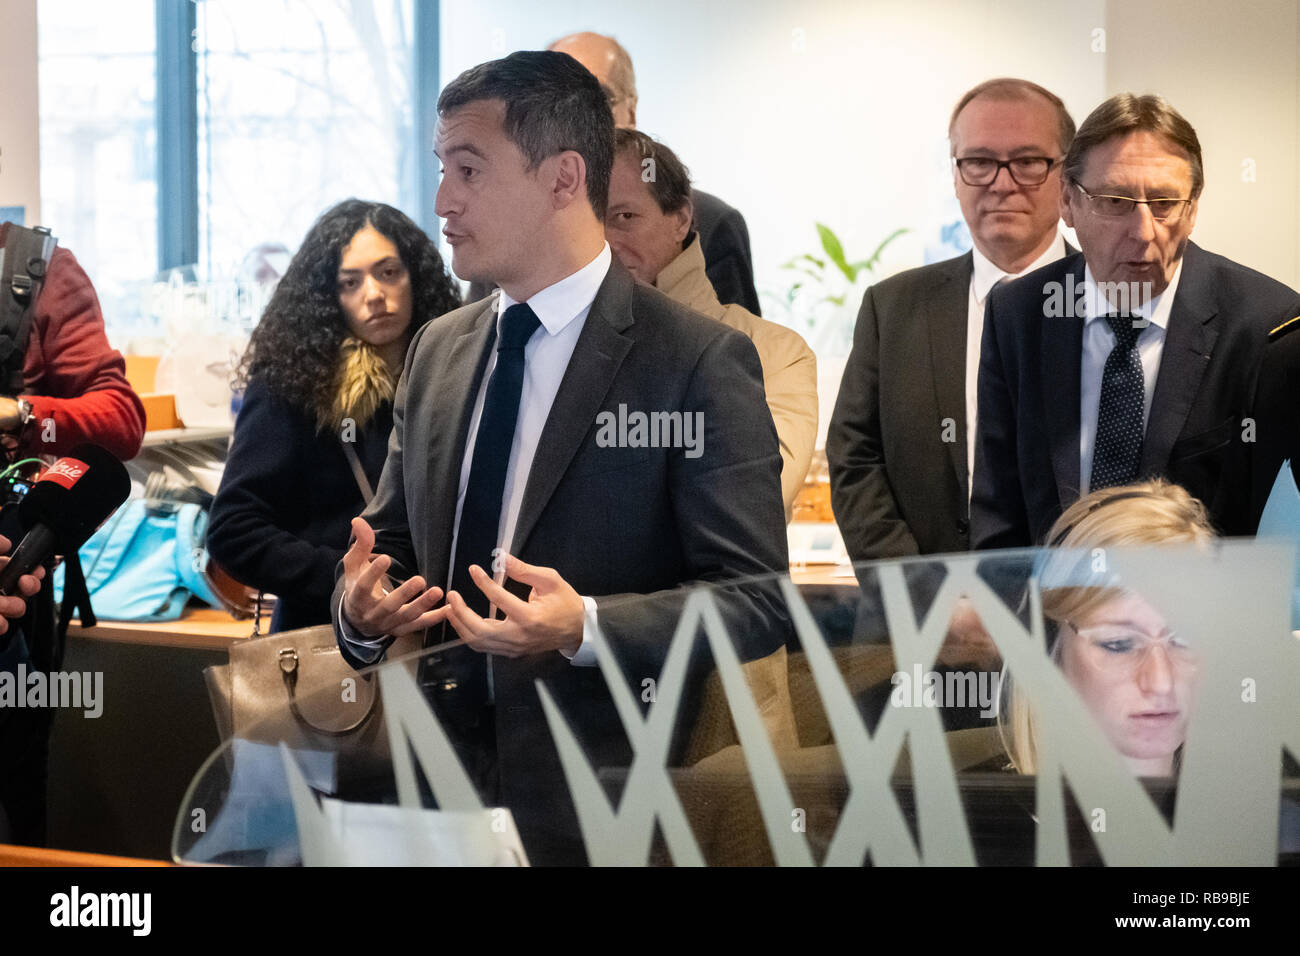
[1072,182,1195,223]
[953,156,1060,186]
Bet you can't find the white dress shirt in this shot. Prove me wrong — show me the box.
[341,243,612,670]
[966,235,1067,494]
[1078,259,1183,494]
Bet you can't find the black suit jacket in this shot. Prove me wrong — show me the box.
[971,241,1300,548]
[1249,315,1300,517]
[827,245,1077,560]
[692,188,761,315]
[827,253,974,559]
[332,259,789,863]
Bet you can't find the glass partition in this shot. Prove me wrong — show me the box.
[174,540,1300,866]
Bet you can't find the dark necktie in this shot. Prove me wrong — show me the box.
[451,301,541,614]
[427,302,539,731]
[1089,313,1146,490]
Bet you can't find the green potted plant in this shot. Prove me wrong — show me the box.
[765,222,908,347]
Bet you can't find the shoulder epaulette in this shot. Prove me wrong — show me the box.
[1268,314,1300,342]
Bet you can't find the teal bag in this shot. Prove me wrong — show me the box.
[53,498,221,621]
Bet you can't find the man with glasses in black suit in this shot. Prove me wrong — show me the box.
[972,93,1300,548]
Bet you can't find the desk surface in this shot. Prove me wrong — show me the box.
[789,564,856,588]
[0,843,172,867]
[68,608,254,651]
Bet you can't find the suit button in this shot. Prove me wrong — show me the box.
[956,518,970,535]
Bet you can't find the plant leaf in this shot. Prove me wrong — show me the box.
[816,223,855,283]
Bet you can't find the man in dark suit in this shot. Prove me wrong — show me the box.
[972,93,1300,548]
[828,79,1074,562]
[1251,317,1300,514]
[827,79,1076,704]
[331,51,788,865]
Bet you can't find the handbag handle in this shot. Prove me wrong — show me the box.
[340,440,374,505]
[277,647,375,736]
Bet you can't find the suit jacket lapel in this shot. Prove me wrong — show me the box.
[1045,255,1086,508]
[423,296,498,586]
[1140,243,1219,475]
[923,253,974,497]
[510,262,636,554]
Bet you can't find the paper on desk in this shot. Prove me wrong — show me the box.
[281,742,527,866]
[317,800,527,866]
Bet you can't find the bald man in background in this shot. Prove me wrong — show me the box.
[469,31,761,315]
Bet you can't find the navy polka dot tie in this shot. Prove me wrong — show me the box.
[1090,314,1145,490]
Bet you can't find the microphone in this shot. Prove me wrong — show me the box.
[0,443,131,596]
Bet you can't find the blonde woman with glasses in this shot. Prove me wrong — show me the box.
[999,479,1214,776]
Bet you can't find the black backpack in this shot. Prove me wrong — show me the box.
[0,222,95,664]
[0,223,57,396]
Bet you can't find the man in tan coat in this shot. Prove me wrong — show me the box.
[604,129,818,517]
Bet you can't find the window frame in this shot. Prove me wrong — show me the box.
[151,0,440,274]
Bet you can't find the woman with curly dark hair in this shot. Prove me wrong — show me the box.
[208,199,460,631]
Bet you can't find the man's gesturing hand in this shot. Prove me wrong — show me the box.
[445,553,585,658]
[341,517,447,639]
[0,533,43,637]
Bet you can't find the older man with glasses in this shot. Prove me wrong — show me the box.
[827,78,1075,696]
[829,77,1075,564]
[972,93,1300,549]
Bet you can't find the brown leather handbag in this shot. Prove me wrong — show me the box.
[203,624,390,792]
[202,436,390,789]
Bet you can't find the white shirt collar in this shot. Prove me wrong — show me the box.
[1081,257,1183,331]
[970,234,1066,304]
[497,243,612,336]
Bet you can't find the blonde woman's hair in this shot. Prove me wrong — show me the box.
[999,480,1216,774]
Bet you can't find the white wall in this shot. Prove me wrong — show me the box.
[12,0,1296,307]
[1104,0,1300,288]
[442,0,1300,299]
[441,0,1108,307]
[0,0,42,224]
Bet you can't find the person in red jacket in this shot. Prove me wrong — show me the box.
[0,221,146,847]
[0,224,146,461]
